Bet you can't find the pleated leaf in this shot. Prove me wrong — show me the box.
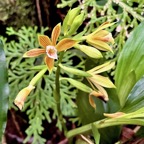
[115,21,144,107]
[0,40,9,141]
[122,76,144,113]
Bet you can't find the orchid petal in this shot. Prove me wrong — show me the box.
[87,39,113,53]
[88,61,115,74]
[93,30,109,37]
[93,62,115,74]
[89,94,96,109]
[93,83,109,101]
[23,49,45,57]
[77,45,103,59]
[91,30,114,44]
[89,75,116,88]
[38,35,52,48]
[89,90,108,109]
[51,23,61,45]
[56,38,77,52]
[92,22,114,34]
[44,56,54,72]
[93,33,114,44]
[46,46,58,59]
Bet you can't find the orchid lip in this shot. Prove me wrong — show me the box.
[46,45,58,59]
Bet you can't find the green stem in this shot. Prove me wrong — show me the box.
[29,67,47,86]
[54,51,67,134]
[67,117,144,138]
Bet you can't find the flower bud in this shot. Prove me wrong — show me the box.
[60,78,92,93]
[76,44,103,59]
[63,7,81,35]
[14,85,35,110]
[59,63,91,77]
[67,12,85,36]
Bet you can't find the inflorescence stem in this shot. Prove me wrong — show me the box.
[55,51,67,134]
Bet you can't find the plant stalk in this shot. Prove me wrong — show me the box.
[55,51,67,134]
[67,117,144,138]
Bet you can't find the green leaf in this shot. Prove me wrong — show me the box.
[115,21,144,107]
[76,90,106,125]
[92,124,100,144]
[76,77,109,125]
[98,126,121,144]
[0,40,9,141]
[122,76,144,112]
[116,71,136,107]
[106,88,120,113]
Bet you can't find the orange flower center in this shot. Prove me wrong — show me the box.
[46,45,58,59]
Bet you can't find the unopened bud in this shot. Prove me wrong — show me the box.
[76,44,103,59]
[63,7,81,35]
[67,12,85,36]
[14,85,35,110]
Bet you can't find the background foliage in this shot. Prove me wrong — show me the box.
[0,0,144,143]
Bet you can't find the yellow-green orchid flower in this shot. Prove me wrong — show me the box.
[87,61,116,108]
[23,23,77,72]
[86,22,114,53]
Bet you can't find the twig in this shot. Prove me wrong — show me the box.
[80,134,94,144]
[10,109,24,139]
[36,0,43,26]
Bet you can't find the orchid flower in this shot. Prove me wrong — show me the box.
[23,23,77,72]
[87,61,116,108]
[86,22,114,53]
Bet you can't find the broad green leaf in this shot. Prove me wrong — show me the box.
[115,21,144,107]
[77,90,106,124]
[98,126,121,144]
[116,71,136,107]
[106,88,120,113]
[0,40,9,141]
[122,76,144,113]
[92,124,100,144]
